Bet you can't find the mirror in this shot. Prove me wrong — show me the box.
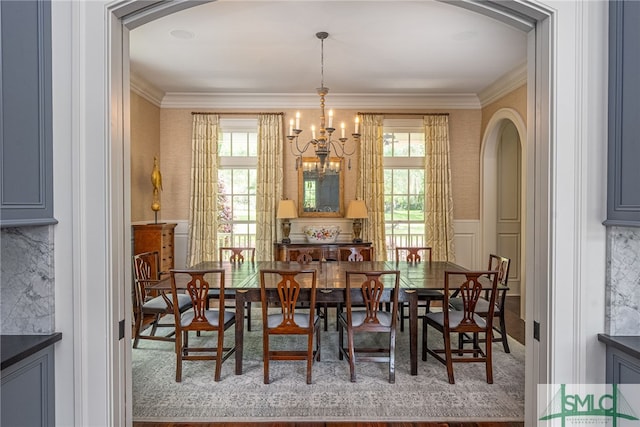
[298,157,344,217]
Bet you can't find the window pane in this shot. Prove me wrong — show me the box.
[383,133,395,156]
[394,133,410,157]
[248,133,258,156]
[219,132,232,156]
[410,132,425,156]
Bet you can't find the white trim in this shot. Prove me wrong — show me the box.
[130,72,164,106]
[58,2,610,426]
[160,92,482,110]
[478,63,528,107]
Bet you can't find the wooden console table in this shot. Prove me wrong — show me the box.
[273,242,373,261]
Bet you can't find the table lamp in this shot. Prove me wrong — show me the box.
[346,199,368,243]
[276,199,297,244]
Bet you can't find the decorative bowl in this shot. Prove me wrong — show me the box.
[303,225,341,243]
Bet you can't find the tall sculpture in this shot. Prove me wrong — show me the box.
[151,156,162,223]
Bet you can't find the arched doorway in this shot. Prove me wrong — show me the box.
[481,108,527,317]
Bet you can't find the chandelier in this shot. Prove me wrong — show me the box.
[287,32,360,173]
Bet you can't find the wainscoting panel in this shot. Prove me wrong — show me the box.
[452,220,481,270]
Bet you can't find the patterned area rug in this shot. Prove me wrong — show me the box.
[132,312,525,422]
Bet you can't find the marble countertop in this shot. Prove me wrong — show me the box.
[598,334,640,360]
[1,333,62,370]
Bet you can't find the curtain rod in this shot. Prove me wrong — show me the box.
[357,112,450,116]
[191,112,284,116]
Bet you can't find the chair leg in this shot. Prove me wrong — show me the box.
[175,330,183,382]
[133,314,142,348]
[389,327,396,384]
[246,302,252,332]
[263,329,270,384]
[400,302,405,332]
[498,312,510,353]
[421,317,428,361]
[486,329,494,384]
[306,330,314,384]
[215,329,224,382]
[338,321,345,360]
[347,328,356,382]
[443,331,455,384]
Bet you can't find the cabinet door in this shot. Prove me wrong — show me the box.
[606,0,640,225]
[0,0,55,227]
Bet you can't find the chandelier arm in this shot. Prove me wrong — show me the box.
[289,135,317,158]
[328,140,357,157]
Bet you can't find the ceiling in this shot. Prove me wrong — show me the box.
[129,0,528,108]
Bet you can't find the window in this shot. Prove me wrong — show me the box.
[383,119,426,260]
[217,119,258,248]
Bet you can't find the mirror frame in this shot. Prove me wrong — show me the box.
[298,157,344,217]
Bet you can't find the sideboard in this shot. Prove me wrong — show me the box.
[273,242,373,261]
[132,223,176,274]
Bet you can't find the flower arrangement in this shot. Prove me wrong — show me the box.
[303,225,341,243]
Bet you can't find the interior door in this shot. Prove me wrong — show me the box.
[496,121,522,299]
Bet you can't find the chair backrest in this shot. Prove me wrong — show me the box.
[287,247,318,264]
[170,269,226,330]
[339,246,374,262]
[344,270,400,330]
[488,254,510,287]
[443,270,499,333]
[132,251,161,309]
[395,246,432,263]
[259,269,317,331]
[219,247,255,263]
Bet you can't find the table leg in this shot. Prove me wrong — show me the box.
[234,290,247,375]
[408,290,418,375]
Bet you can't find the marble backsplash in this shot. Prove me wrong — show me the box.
[1,226,55,334]
[607,226,640,335]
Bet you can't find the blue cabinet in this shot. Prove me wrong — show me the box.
[0,0,56,227]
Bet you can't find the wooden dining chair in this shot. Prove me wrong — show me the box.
[338,246,374,261]
[260,269,321,384]
[213,247,255,331]
[170,269,236,382]
[422,270,499,384]
[451,254,512,352]
[338,270,400,383]
[132,251,192,348]
[394,246,441,332]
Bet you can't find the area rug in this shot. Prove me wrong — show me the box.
[132,313,525,422]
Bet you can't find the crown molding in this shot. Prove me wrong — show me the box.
[130,73,165,106]
[477,62,527,107]
[160,92,481,109]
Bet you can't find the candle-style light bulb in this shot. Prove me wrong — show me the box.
[355,116,360,134]
[328,109,334,128]
[311,125,316,140]
[289,119,294,135]
[295,112,300,129]
[341,122,346,138]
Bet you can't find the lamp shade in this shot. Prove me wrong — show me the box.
[276,199,298,219]
[345,200,368,219]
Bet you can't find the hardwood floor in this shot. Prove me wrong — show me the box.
[133,297,526,427]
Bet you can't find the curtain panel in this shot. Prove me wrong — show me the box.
[356,114,387,261]
[424,114,455,262]
[186,114,220,266]
[255,114,284,261]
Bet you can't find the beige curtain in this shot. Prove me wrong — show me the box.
[356,114,387,261]
[424,114,455,261]
[186,114,220,266]
[255,114,284,261]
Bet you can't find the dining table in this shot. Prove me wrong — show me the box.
[153,259,469,376]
